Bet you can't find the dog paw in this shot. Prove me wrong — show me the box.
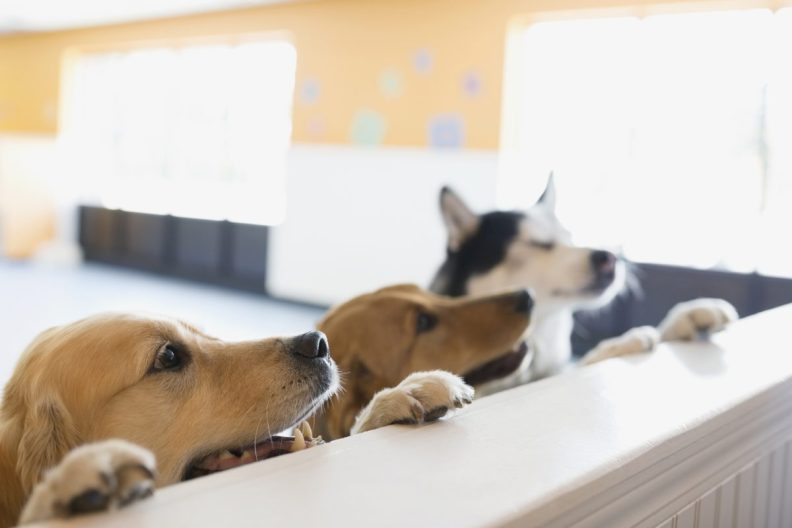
[580,326,660,366]
[19,440,156,525]
[658,298,738,342]
[350,370,474,435]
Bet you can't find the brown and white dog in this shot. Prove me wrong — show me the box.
[0,313,375,526]
[314,284,534,439]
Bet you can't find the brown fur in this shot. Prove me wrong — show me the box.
[0,313,335,527]
[315,284,531,439]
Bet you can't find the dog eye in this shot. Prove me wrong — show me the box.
[152,344,184,372]
[416,312,438,334]
[530,240,555,251]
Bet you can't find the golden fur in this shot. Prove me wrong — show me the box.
[0,313,337,527]
[315,284,532,439]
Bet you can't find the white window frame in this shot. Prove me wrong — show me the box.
[499,4,792,276]
[58,34,297,226]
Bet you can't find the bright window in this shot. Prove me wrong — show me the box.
[501,9,792,276]
[60,39,296,225]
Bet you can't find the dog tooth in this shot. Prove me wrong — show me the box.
[291,428,306,452]
[218,450,235,461]
[299,421,313,440]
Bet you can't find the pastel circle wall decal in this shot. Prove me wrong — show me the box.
[306,116,325,138]
[461,71,482,97]
[300,79,321,104]
[413,49,433,75]
[428,114,465,148]
[350,109,387,146]
[378,69,403,99]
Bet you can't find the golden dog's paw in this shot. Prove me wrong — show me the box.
[580,326,660,366]
[350,370,474,435]
[658,298,738,342]
[19,440,156,525]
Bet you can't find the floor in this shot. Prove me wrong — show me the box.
[0,261,325,388]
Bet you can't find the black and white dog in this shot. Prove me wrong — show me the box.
[430,176,737,395]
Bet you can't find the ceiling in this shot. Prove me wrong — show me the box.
[0,0,300,35]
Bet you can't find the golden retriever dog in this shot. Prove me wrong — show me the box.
[314,284,535,439]
[0,313,341,527]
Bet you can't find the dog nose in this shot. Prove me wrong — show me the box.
[514,289,534,315]
[291,331,330,359]
[590,250,616,274]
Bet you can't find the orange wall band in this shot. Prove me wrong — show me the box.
[0,0,787,149]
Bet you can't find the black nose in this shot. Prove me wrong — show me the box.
[514,289,534,315]
[590,250,616,274]
[291,331,329,359]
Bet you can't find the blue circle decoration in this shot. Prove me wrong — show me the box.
[462,71,482,97]
[350,109,387,146]
[428,114,465,148]
[379,69,403,98]
[300,79,321,104]
[414,49,433,75]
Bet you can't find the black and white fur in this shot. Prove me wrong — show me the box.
[431,175,737,395]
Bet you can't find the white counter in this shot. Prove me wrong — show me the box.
[34,304,792,528]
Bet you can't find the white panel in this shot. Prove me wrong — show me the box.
[662,443,790,528]
[766,444,786,528]
[753,454,771,527]
[675,503,696,528]
[269,145,501,305]
[696,489,718,528]
[735,463,756,528]
[781,442,792,527]
[717,476,737,528]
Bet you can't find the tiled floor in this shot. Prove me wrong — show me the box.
[0,261,325,387]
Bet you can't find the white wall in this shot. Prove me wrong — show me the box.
[267,144,501,305]
[0,134,60,257]
[0,134,56,180]
[0,137,504,305]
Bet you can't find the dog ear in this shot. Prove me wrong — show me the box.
[537,172,556,211]
[16,397,79,492]
[374,284,423,295]
[439,186,479,251]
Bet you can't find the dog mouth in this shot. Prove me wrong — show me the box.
[462,340,529,386]
[184,421,323,480]
[552,271,617,299]
[587,270,617,292]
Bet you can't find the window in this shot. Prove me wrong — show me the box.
[60,39,296,225]
[501,9,792,276]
